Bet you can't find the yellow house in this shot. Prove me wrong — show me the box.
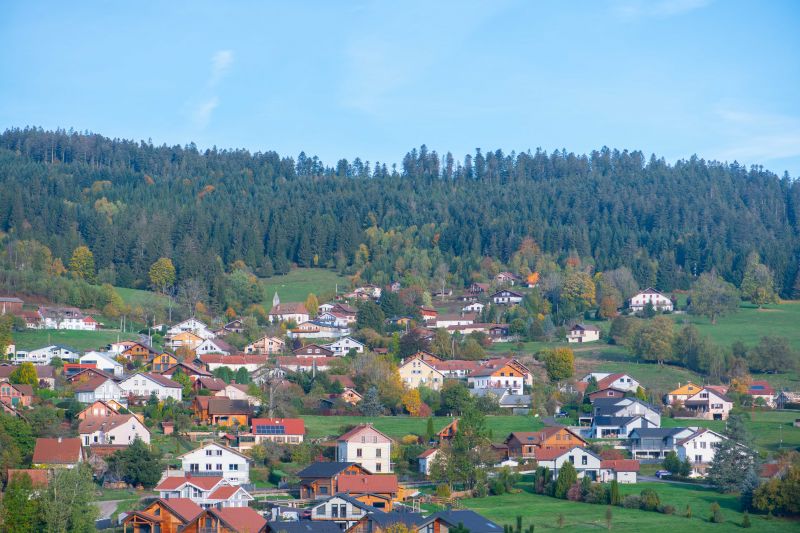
[398,353,446,391]
[166,331,203,352]
[666,382,702,405]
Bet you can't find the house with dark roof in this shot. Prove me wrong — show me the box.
[307,494,379,529]
[586,415,654,439]
[267,521,342,533]
[626,427,696,460]
[567,323,601,343]
[504,427,587,459]
[591,397,660,426]
[419,510,503,533]
[683,387,733,420]
[119,372,182,402]
[297,462,370,499]
[490,289,523,305]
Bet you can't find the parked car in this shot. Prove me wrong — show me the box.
[655,470,670,479]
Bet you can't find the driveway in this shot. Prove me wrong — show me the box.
[94,500,121,521]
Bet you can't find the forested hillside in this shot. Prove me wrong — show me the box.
[0,127,798,305]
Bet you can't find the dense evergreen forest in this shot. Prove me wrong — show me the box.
[0,127,798,303]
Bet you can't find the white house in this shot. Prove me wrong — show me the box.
[462,302,485,313]
[418,448,439,476]
[683,388,733,420]
[317,312,353,328]
[195,338,233,356]
[567,324,601,343]
[80,351,124,377]
[490,290,524,305]
[587,415,654,439]
[581,372,641,393]
[336,424,393,473]
[216,383,261,406]
[268,302,310,324]
[74,377,124,404]
[466,360,525,395]
[592,397,661,426]
[119,373,182,402]
[166,318,216,340]
[435,313,476,328]
[324,337,365,356]
[629,288,673,312]
[308,495,375,529]
[180,442,250,485]
[38,307,99,330]
[599,460,639,483]
[243,335,285,355]
[199,354,268,372]
[676,428,728,472]
[15,345,79,365]
[537,446,603,481]
[155,474,253,508]
[79,414,151,446]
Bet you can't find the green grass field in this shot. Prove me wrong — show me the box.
[260,268,351,304]
[302,415,542,440]
[12,328,137,351]
[670,301,800,350]
[462,480,792,532]
[661,410,800,454]
[114,286,170,309]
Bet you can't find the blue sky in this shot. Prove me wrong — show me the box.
[1,0,799,175]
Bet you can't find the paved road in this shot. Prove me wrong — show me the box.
[94,500,121,520]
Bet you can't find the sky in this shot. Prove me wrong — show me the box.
[1,0,799,176]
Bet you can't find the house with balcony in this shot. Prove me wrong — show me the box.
[467,360,525,395]
[535,446,603,481]
[676,428,730,474]
[154,474,253,508]
[566,324,600,343]
[626,427,696,460]
[297,462,370,499]
[683,387,733,420]
[504,427,587,459]
[591,397,661,426]
[179,442,250,485]
[121,498,204,533]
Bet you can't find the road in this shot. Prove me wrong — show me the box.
[94,499,121,520]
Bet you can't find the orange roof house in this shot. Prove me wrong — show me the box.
[121,498,203,533]
[666,382,703,404]
[181,506,267,533]
[32,437,84,468]
[504,427,587,459]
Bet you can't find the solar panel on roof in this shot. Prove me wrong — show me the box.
[255,424,285,435]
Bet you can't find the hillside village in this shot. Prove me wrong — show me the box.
[0,270,799,533]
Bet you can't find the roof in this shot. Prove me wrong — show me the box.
[266,521,341,533]
[592,415,641,427]
[297,461,358,478]
[32,437,82,465]
[4,383,34,396]
[506,426,586,446]
[212,507,266,533]
[571,323,600,332]
[7,469,49,487]
[418,448,438,458]
[269,302,309,315]
[177,441,250,460]
[596,373,633,389]
[79,414,145,435]
[337,474,398,494]
[251,418,305,435]
[158,498,204,523]
[368,511,428,528]
[195,376,228,391]
[337,423,392,442]
[200,354,268,365]
[601,459,640,472]
[676,428,726,446]
[426,510,503,533]
[0,296,23,303]
[668,382,702,396]
[155,474,224,491]
[123,372,180,389]
[329,374,355,388]
[748,380,776,395]
[628,427,686,439]
[208,485,243,500]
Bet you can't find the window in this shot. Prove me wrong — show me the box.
[216,450,222,456]
[376,449,382,458]
[320,486,328,494]
[695,455,702,463]
[581,455,587,465]
[568,456,575,464]
[332,505,339,518]
[340,504,347,516]
[229,464,239,471]
[356,448,363,457]
[217,464,222,470]
[376,463,382,472]
[206,464,212,470]
[700,442,706,449]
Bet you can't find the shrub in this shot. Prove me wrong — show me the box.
[435,483,451,498]
[490,479,507,496]
[710,502,725,523]
[622,495,641,509]
[659,504,675,515]
[639,489,661,512]
[742,511,751,528]
[401,434,419,445]
[609,480,621,506]
[566,482,583,502]
[585,483,608,504]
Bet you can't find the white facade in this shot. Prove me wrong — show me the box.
[119,373,182,402]
[581,373,641,393]
[567,325,601,343]
[309,496,370,529]
[677,429,726,468]
[462,302,485,313]
[325,337,365,356]
[195,339,231,356]
[80,352,124,376]
[468,373,524,395]
[156,476,253,508]
[418,449,439,476]
[336,425,393,473]
[435,315,475,328]
[75,378,124,404]
[15,345,79,364]
[166,318,216,339]
[491,290,524,305]
[80,415,151,446]
[538,447,603,480]
[629,289,673,312]
[180,443,250,485]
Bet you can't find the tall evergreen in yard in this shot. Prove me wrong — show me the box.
[360,386,384,416]
[554,462,577,499]
[610,479,621,505]
[708,414,758,493]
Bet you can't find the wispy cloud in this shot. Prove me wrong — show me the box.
[188,50,234,130]
[708,104,800,165]
[612,0,712,20]
[210,49,234,86]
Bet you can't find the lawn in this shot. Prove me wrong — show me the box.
[670,301,800,351]
[260,268,351,304]
[115,287,170,310]
[302,415,541,440]
[660,410,800,454]
[12,328,138,351]
[461,480,793,532]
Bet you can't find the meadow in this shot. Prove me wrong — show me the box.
[260,268,351,304]
[12,328,137,352]
[462,480,794,532]
[301,415,542,440]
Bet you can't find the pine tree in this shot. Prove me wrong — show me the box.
[554,462,577,499]
[425,417,435,442]
[708,415,757,493]
[360,386,384,416]
[610,479,621,505]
